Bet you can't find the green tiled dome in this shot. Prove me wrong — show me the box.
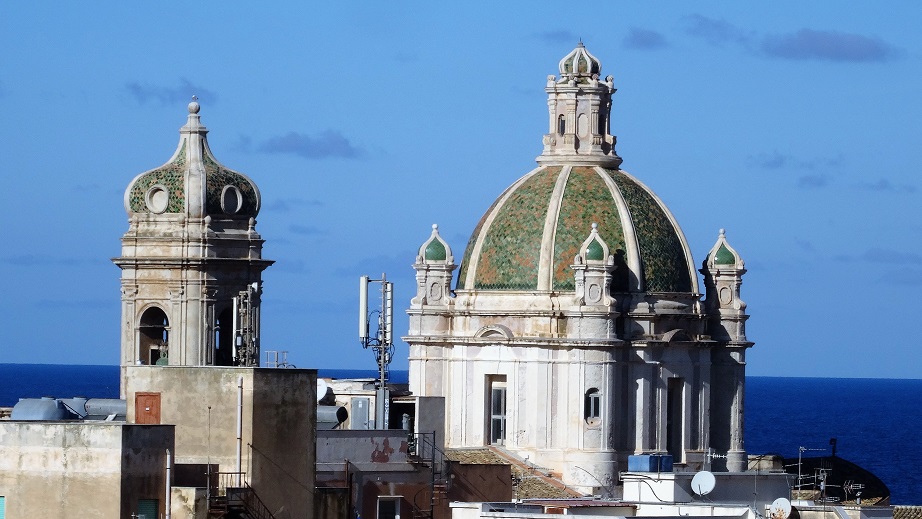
[125,102,260,218]
[586,238,605,261]
[457,165,696,294]
[714,243,736,265]
[424,237,448,261]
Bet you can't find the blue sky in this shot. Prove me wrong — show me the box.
[1,3,919,378]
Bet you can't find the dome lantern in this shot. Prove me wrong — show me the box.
[538,43,621,168]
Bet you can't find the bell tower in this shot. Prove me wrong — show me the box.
[114,100,273,381]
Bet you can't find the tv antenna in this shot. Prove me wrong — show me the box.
[359,274,394,429]
[796,445,828,498]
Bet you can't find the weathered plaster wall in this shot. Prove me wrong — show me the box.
[0,422,172,519]
[124,365,315,517]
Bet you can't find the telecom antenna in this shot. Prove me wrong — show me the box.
[359,274,394,429]
[233,282,260,366]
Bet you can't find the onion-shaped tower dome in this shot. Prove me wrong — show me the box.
[124,99,261,220]
[559,41,602,79]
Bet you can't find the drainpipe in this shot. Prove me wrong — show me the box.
[236,375,243,487]
[165,448,172,519]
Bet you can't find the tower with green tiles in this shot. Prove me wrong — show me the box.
[405,44,753,494]
[113,101,273,389]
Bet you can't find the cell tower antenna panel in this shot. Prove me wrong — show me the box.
[359,276,369,341]
[384,281,393,345]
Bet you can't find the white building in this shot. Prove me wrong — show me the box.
[405,44,752,495]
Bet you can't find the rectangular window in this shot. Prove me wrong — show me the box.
[584,388,601,424]
[488,376,507,445]
[666,378,683,459]
[377,496,401,519]
[137,498,158,519]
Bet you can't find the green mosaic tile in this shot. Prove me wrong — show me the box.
[473,168,560,290]
[203,154,258,216]
[714,243,735,265]
[606,169,692,293]
[586,239,604,261]
[552,167,627,291]
[458,188,507,290]
[424,237,447,261]
[128,142,187,213]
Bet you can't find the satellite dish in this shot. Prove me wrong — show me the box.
[317,379,329,403]
[770,498,792,519]
[691,471,716,496]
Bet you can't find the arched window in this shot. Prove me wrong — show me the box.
[138,307,169,365]
[215,307,235,366]
[558,114,566,135]
[584,388,601,425]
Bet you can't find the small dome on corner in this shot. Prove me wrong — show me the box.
[705,229,744,269]
[420,224,453,262]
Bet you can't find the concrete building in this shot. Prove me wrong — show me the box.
[124,365,316,518]
[405,44,753,495]
[0,421,174,518]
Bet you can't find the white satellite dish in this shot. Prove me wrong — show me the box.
[317,379,329,403]
[770,498,792,519]
[691,470,716,496]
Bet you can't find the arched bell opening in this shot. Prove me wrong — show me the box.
[215,307,235,366]
[138,307,169,365]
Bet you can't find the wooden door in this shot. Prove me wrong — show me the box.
[135,392,161,424]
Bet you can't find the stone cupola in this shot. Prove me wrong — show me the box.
[114,101,273,384]
[537,42,622,167]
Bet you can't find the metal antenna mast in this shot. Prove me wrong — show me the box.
[359,274,394,429]
[233,282,260,367]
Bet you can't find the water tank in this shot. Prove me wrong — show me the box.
[10,397,126,421]
[11,397,78,420]
[317,405,348,429]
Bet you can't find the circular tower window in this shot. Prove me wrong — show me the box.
[145,185,169,214]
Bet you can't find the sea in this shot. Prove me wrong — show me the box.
[2,364,920,504]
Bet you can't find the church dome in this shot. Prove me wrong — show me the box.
[124,101,260,218]
[457,165,697,294]
[456,44,698,295]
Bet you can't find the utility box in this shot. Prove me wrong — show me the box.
[627,454,673,472]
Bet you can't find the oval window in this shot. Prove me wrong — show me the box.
[221,186,243,214]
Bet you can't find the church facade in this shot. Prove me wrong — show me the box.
[405,44,752,495]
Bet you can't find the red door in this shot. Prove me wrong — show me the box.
[135,392,161,424]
